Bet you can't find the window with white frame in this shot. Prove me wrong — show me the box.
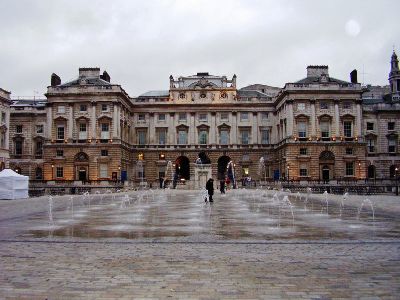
[0,132,5,148]
[101,104,108,112]
[1,112,5,124]
[261,112,269,120]
[199,113,208,122]
[158,128,167,144]
[198,129,208,144]
[297,103,305,111]
[220,112,229,121]
[220,129,229,145]
[388,139,396,153]
[240,129,250,144]
[367,139,375,153]
[178,112,187,121]
[299,148,308,155]
[240,112,249,121]
[99,164,108,178]
[345,162,354,176]
[297,121,307,138]
[56,166,63,178]
[320,120,330,138]
[178,129,187,144]
[138,113,146,121]
[79,123,87,139]
[158,113,166,121]
[137,130,147,145]
[261,129,269,144]
[56,149,63,157]
[299,164,308,177]
[100,123,109,139]
[57,125,65,140]
[57,105,65,113]
[343,121,352,137]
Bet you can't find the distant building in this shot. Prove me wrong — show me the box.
[0,88,11,170]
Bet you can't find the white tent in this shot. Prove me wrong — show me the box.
[0,169,29,200]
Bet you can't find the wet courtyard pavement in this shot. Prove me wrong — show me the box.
[0,189,399,299]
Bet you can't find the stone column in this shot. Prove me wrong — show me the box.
[286,100,294,137]
[91,103,96,140]
[149,113,155,144]
[210,112,216,144]
[112,104,118,138]
[189,113,195,144]
[252,112,258,144]
[310,100,316,137]
[5,109,10,150]
[356,100,362,137]
[231,112,237,145]
[334,100,340,136]
[47,106,52,140]
[68,104,73,140]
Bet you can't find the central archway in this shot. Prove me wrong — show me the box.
[74,152,89,182]
[175,156,190,180]
[217,155,231,180]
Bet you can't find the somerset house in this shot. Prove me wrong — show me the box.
[1,52,399,192]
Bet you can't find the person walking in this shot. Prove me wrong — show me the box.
[206,178,214,202]
[219,180,225,194]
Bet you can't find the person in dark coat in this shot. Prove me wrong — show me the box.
[206,178,214,202]
[219,180,225,194]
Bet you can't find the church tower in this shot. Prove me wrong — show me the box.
[389,50,400,95]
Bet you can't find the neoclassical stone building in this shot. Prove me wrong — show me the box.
[0,88,11,171]
[7,52,400,187]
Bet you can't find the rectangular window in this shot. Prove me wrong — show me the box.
[261,129,269,144]
[16,125,22,133]
[178,130,187,144]
[179,113,187,121]
[241,129,250,144]
[297,103,305,111]
[297,121,307,138]
[57,125,65,140]
[101,123,109,139]
[137,130,147,145]
[388,139,396,153]
[101,149,108,156]
[80,104,87,112]
[1,112,5,124]
[158,113,166,121]
[198,130,208,144]
[320,102,328,109]
[261,112,269,120]
[299,148,308,155]
[57,106,65,113]
[299,164,308,177]
[36,141,43,157]
[320,121,330,138]
[101,104,108,112]
[367,139,375,153]
[79,123,87,140]
[345,162,354,176]
[240,112,249,121]
[56,167,63,178]
[56,149,64,157]
[343,121,352,137]
[199,113,208,122]
[366,122,374,131]
[15,140,22,155]
[343,102,352,109]
[36,125,44,134]
[0,132,5,148]
[220,113,229,121]
[158,128,167,144]
[345,148,353,155]
[388,122,395,131]
[99,164,108,178]
[220,129,229,145]
[138,113,146,121]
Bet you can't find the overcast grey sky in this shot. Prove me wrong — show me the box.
[1,0,399,97]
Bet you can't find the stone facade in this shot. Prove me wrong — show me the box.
[0,88,11,170]
[6,52,400,187]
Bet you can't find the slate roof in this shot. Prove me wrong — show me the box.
[139,90,170,97]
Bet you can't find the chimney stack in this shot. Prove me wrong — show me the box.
[350,69,358,83]
[51,73,61,86]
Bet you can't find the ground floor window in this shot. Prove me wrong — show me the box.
[56,166,63,178]
[299,164,308,177]
[345,162,354,176]
[99,164,108,178]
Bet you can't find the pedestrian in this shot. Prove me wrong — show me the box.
[206,178,214,202]
[220,180,225,194]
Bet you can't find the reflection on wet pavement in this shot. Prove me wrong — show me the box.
[21,189,400,241]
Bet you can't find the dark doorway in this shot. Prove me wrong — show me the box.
[175,156,190,180]
[367,165,376,179]
[217,155,231,180]
[78,168,87,182]
[198,151,211,164]
[322,165,330,183]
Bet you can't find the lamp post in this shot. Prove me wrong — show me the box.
[396,167,399,196]
[358,162,361,181]
[287,165,290,181]
[51,164,54,180]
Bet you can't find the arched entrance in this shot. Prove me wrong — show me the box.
[0,162,5,171]
[319,151,335,182]
[74,152,89,182]
[217,155,231,180]
[367,165,376,179]
[175,156,190,180]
